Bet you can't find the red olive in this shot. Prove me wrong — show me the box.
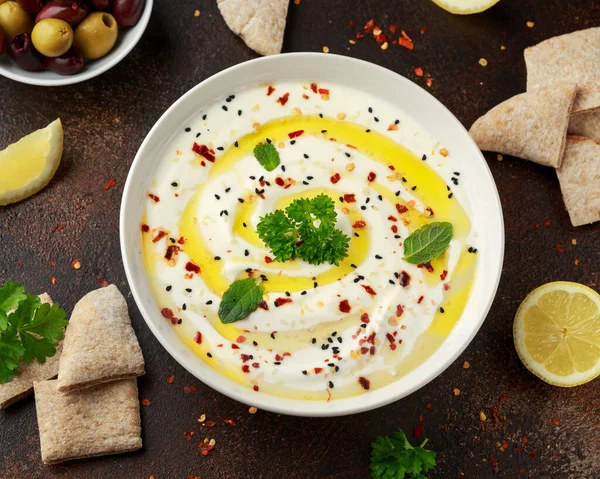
[45,48,83,74]
[9,33,45,71]
[89,0,111,10]
[36,1,88,25]
[112,0,143,27]
[16,0,43,15]
[0,28,6,56]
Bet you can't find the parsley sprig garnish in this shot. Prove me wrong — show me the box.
[370,430,437,479]
[0,281,68,384]
[256,194,350,266]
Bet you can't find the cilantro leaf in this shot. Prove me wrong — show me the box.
[370,430,437,479]
[403,222,453,265]
[0,280,27,314]
[218,278,265,324]
[253,142,281,171]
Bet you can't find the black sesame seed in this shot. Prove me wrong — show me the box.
[360,324,367,328]
[185,127,191,132]
[448,193,453,199]
[301,291,307,295]
[394,119,400,125]
[214,256,221,261]
[244,249,249,257]
[202,114,207,120]
[217,146,224,151]
[335,366,340,372]
[302,370,308,375]
[238,198,245,203]
[331,331,337,337]
[454,171,460,176]
[411,186,417,191]
[378,195,383,201]
[322,344,329,350]
[337,337,342,343]
[166,285,172,292]
[222,105,228,111]
[345,152,351,158]
[327,338,333,343]
[290,140,296,145]
[319,113,323,118]
[354,232,360,237]
[206,300,213,305]
[394,235,401,239]
[473,248,478,253]
[361,206,367,210]
[328,362,335,367]
[225,187,231,193]
[171,182,178,187]
[245,268,252,272]
[389,279,395,285]
[314,281,318,288]
[215,194,220,200]
[328,381,334,388]
[332,347,340,354]
[207,352,212,358]
[169,237,175,243]
[274,361,281,365]
[259,175,264,182]
[368,107,373,113]
[285,291,291,297]
[395,191,401,197]
[281,165,286,172]
[243,222,247,227]
[304,154,309,159]
[196,132,201,138]
[468,247,473,253]
[226,97,232,103]
[303,181,309,185]
[351,264,357,268]
[358,275,364,280]
[260,274,268,281]
[374,117,379,122]
[177,319,182,324]
[422,154,427,161]
[375,254,382,259]
[186,288,192,292]
[311,338,316,344]
[238,110,242,116]
[366,129,371,133]
[253,341,258,346]
[250,176,256,180]
[307,175,314,180]
[321,129,328,133]
[339,196,344,203]
[402,177,407,183]
[440,307,445,313]
[182,303,187,310]
[235,141,239,148]
[271,333,276,339]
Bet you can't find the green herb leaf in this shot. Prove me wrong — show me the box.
[370,430,437,479]
[253,142,281,171]
[0,280,27,314]
[256,194,350,266]
[218,278,265,324]
[0,333,24,384]
[403,222,453,265]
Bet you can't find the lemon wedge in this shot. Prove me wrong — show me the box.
[0,119,63,206]
[430,0,501,14]
[514,281,600,387]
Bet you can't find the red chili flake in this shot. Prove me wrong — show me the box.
[417,295,424,304]
[375,33,389,44]
[361,284,377,296]
[489,407,502,425]
[399,37,414,50]
[399,271,411,287]
[528,451,537,459]
[386,333,397,350]
[396,204,408,214]
[277,92,290,106]
[275,354,283,361]
[314,367,323,374]
[288,129,304,139]
[241,365,250,373]
[330,173,341,184]
[192,143,216,162]
[360,346,369,354]
[264,256,273,264]
[184,430,194,442]
[420,26,427,34]
[389,24,397,33]
[165,244,181,260]
[353,220,367,228]
[240,354,251,362]
[358,376,371,390]
[339,299,351,313]
[522,437,529,445]
[253,385,259,391]
[161,308,178,325]
[203,420,216,428]
[224,419,237,426]
[55,225,63,231]
[426,403,433,411]
[396,304,404,317]
[343,193,356,202]
[98,277,110,288]
[199,442,215,456]
[440,270,448,281]
[361,312,370,323]
[356,31,364,39]
[194,332,202,344]
[551,417,560,426]
[231,344,240,350]
[252,362,260,369]
[104,178,116,191]
[310,82,318,93]
[184,386,197,393]
[414,67,424,77]
[556,244,565,253]
[185,261,201,273]
[318,88,330,95]
[141,224,150,233]
[237,335,246,343]
[426,78,433,88]
[178,236,185,244]
[152,231,167,243]
[148,193,160,203]
[275,177,285,186]
[267,85,275,96]
[418,262,434,273]
[274,297,293,307]
[141,399,151,407]
[348,20,355,28]
[258,300,269,311]
[364,19,375,33]
[413,424,424,438]
[367,171,376,182]
[166,375,175,384]
[388,123,399,131]
[425,206,434,217]
[391,225,398,233]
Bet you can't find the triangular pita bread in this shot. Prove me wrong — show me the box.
[525,27,600,114]
[557,136,600,227]
[57,285,144,393]
[218,0,289,56]
[469,83,577,168]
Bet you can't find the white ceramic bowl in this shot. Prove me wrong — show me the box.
[121,53,504,417]
[0,0,152,86]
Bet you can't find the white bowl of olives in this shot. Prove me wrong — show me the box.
[0,0,152,86]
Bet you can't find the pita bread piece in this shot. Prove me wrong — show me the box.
[525,27,600,114]
[557,136,600,227]
[218,0,289,56]
[0,293,64,409]
[57,285,144,393]
[34,378,142,464]
[469,83,577,168]
[568,110,600,142]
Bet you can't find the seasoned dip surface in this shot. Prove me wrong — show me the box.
[142,81,477,400]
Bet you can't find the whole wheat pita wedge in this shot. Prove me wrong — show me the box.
[217,0,289,56]
[568,110,600,143]
[56,285,144,393]
[557,136,600,227]
[34,378,142,464]
[0,293,64,409]
[469,83,577,168]
[525,27,600,114]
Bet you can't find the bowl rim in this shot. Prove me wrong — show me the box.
[121,52,505,417]
[0,0,153,87]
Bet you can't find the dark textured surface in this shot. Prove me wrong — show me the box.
[1,1,599,478]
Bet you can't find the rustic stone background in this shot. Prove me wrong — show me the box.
[1,0,599,478]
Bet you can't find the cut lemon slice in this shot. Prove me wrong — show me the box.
[0,119,63,206]
[514,281,600,387]
[430,0,501,15]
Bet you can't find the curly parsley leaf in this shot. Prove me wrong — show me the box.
[0,283,68,384]
[253,141,281,171]
[403,222,453,265]
[218,278,265,324]
[371,430,437,479]
[257,194,350,266]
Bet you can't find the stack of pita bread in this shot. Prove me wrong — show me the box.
[0,285,145,464]
[470,27,600,227]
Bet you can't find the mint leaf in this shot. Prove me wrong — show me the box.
[371,430,436,479]
[0,281,27,314]
[403,222,453,265]
[253,142,280,171]
[218,278,264,324]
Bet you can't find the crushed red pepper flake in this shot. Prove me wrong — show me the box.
[277,92,290,106]
[71,259,81,269]
[330,173,341,184]
[396,204,408,214]
[414,67,424,77]
[339,299,351,313]
[361,284,377,296]
[367,171,376,182]
[361,312,370,323]
[353,220,367,229]
[399,37,414,50]
[141,224,150,233]
[194,332,202,344]
[166,375,175,384]
[184,386,197,393]
[556,244,565,253]
[440,270,448,281]
[343,193,356,203]
[104,179,116,191]
[161,308,178,325]
[267,85,275,96]
[152,230,168,243]
[148,193,160,203]
[223,419,237,426]
[199,442,214,456]
[413,424,424,438]
[184,430,195,441]
[288,129,304,139]
[141,399,151,406]
[274,297,292,307]
[192,143,216,163]
[185,261,201,273]
[358,376,371,390]
[98,277,110,288]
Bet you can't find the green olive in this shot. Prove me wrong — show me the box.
[32,19,73,58]
[73,12,118,60]
[0,2,32,40]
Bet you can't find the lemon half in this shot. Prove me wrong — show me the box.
[0,119,63,206]
[514,281,600,387]
[430,0,501,14]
